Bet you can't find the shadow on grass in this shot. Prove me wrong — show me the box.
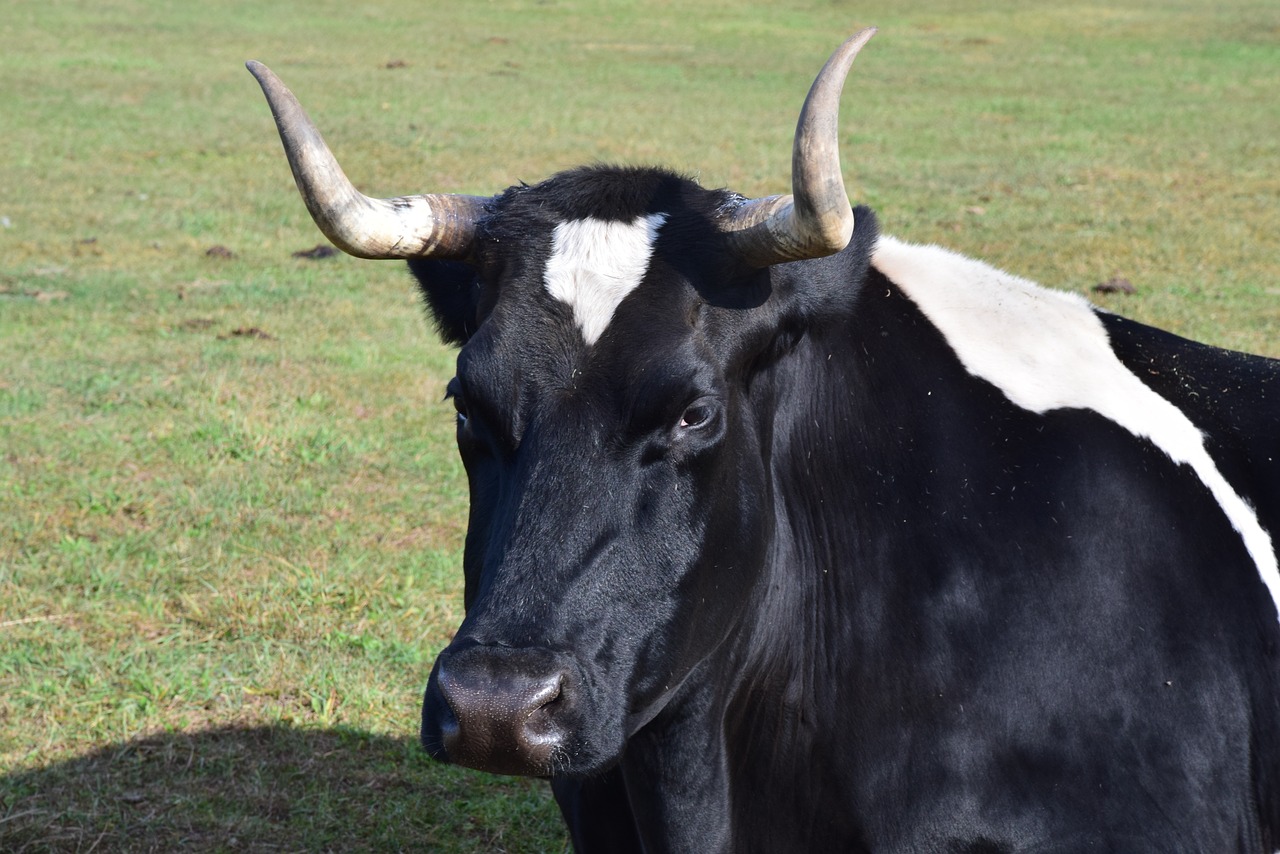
[0,724,567,853]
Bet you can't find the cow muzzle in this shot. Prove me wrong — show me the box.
[421,644,574,776]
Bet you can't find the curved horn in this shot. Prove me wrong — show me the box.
[246,61,486,260]
[721,27,876,268]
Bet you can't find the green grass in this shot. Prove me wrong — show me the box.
[1,0,1277,849]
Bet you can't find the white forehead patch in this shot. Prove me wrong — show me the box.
[872,234,1280,618]
[544,213,667,345]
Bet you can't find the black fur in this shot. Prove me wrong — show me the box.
[408,165,1280,852]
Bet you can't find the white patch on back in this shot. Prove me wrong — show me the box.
[871,234,1280,617]
[544,213,667,345]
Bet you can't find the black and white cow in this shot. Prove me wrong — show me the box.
[249,28,1280,853]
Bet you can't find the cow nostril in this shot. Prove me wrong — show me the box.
[529,673,564,713]
[522,673,568,746]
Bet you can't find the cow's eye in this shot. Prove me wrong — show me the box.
[678,399,716,431]
[446,378,469,425]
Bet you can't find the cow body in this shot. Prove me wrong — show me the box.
[405,170,1280,852]
[248,33,1280,852]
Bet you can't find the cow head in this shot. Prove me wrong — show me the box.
[248,28,876,778]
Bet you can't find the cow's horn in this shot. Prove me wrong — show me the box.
[721,27,876,268]
[246,61,486,260]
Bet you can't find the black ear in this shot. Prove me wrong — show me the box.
[713,205,881,377]
[407,259,481,346]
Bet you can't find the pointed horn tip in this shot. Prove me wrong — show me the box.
[245,61,293,99]
[849,26,878,44]
[245,60,277,87]
[831,27,877,64]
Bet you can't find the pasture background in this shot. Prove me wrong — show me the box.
[1,0,1276,849]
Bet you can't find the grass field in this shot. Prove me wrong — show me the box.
[1,0,1277,849]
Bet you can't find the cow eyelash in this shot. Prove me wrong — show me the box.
[445,379,468,424]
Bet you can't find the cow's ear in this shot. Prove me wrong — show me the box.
[718,205,879,376]
[766,203,879,328]
[407,259,481,346]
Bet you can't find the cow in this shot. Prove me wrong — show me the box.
[248,28,1280,853]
